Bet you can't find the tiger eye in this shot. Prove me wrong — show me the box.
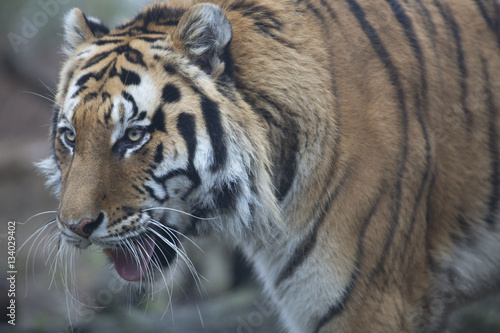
[65,130,75,143]
[128,129,143,142]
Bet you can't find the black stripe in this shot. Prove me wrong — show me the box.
[481,57,500,225]
[122,91,139,120]
[109,31,132,37]
[386,0,432,259]
[315,196,382,332]
[132,184,145,195]
[457,212,471,238]
[123,48,146,68]
[119,69,141,86]
[316,0,343,197]
[71,85,86,99]
[87,45,147,69]
[228,2,295,48]
[177,113,202,200]
[76,73,93,87]
[298,0,327,24]
[401,121,431,258]
[162,84,181,103]
[213,180,240,213]
[94,38,123,46]
[177,113,197,165]
[318,0,339,21]
[413,0,440,65]
[473,0,500,50]
[73,59,117,96]
[385,0,424,69]
[154,142,164,164]
[275,173,349,288]
[425,173,438,272]
[277,130,298,201]
[345,0,409,278]
[414,0,437,37]
[433,0,473,127]
[135,36,163,42]
[148,107,166,133]
[50,106,60,145]
[83,92,98,102]
[252,107,282,129]
[450,211,475,246]
[137,111,147,121]
[229,2,282,29]
[201,97,227,171]
[143,184,167,203]
[84,16,109,37]
[82,51,112,70]
[133,5,185,27]
[239,91,300,201]
[104,102,112,125]
[163,64,178,75]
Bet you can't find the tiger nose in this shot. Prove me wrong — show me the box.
[59,213,104,238]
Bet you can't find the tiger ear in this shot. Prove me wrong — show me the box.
[174,3,232,76]
[62,8,109,55]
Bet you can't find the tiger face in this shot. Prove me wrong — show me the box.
[38,3,279,283]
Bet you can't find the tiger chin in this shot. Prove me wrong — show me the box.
[36,0,500,332]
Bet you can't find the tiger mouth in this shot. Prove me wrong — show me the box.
[103,229,179,282]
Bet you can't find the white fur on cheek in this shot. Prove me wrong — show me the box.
[35,156,61,197]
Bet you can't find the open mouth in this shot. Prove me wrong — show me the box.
[103,229,179,282]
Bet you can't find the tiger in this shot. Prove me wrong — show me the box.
[35,0,500,331]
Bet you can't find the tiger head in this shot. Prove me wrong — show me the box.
[38,3,281,283]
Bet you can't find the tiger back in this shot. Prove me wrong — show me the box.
[37,0,500,332]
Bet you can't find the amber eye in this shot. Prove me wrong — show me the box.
[127,129,144,142]
[64,129,76,145]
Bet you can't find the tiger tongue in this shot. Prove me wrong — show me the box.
[103,237,156,282]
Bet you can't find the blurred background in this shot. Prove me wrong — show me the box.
[0,1,499,333]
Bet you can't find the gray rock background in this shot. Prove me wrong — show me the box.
[0,1,498,332]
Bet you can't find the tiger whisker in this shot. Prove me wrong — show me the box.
[21,90,56,103]
[147,221,208,291]
[147,218,205,253]
[136,238,167,297]
[16,210,58,225]
[142,207,220,221]
[147,220,191,255]
[38,79,56,96]
[148,228,207,298]
[64,247,91,310]
[51,242,94,314]
[123,238,145,291]
[31,226,58,280]
[144,234,184,317]
[148,229,193,274]
[143,234,177,320]
[144,234,175,293]
[24,221,56,284]
[44,232,61,265]
[22,221,56,297]
[48,235,64,291]
[18,219,56,253]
